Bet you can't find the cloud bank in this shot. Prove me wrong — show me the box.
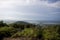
[0,0,60,20]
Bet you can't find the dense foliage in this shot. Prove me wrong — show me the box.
[0,21,60,40]
[0,27,16,37]
[12,28,42,38]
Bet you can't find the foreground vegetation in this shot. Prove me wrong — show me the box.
[0,21,60,40]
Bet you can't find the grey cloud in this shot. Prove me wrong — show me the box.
[40,0,60,3]
[0,0,60,20]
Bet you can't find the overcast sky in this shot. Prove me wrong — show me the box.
[0,0,60,21]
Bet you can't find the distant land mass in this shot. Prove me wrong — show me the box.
[3,20,60,24]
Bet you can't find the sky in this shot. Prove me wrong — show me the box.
[0,0,60,21]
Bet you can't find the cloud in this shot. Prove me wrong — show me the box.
[40,0,60,3]
[0,0,60,20]
[15,0,60,8]
[0,0,60,8]
[0,0,60,9]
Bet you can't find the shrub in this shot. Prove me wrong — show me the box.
[42,26,59,40]
[0,27,16,37]
[12,28,42,38]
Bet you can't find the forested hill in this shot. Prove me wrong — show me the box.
[14,21,30,24]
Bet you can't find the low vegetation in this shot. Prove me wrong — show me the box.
[0,21,60,40]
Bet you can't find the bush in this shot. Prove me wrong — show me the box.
[42,26,59,40]
[0,27,16,37]
[12,28,42,38]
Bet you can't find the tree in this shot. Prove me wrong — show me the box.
[0,21,8,27]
